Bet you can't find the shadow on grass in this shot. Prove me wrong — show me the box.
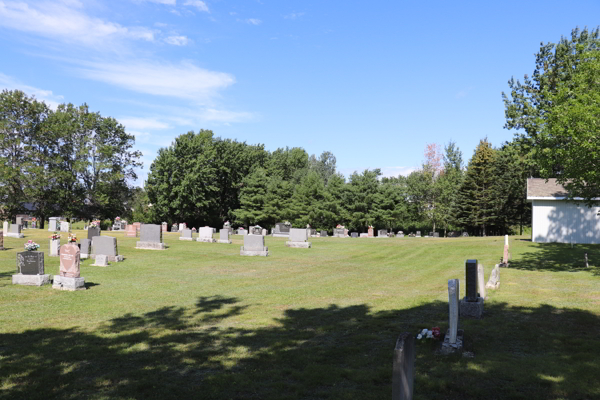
[509,242,600,275]
[0,296,599,399]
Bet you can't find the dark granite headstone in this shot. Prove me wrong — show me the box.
[87,226,100,240]
[140,224,162,243]
[351,232,358,238]
[17,251,44,275]
[275,222,290,233]
[465,259,478,301]
[320,230,328,237]
[433,232,440,237]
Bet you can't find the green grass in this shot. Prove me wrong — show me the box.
[1,230,599,399]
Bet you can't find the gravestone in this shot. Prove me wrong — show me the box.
[49,238,61,257]
[197,227,216,243]
[321,230,328,237]
[309,229,317,237]
[272,222,290,238]
[136,224,166,250]
[360,233,368,238]
[477,263,486,299]
[87,226,101,240]
[53,244,86,291]
[286,228,312,248]
[397,231,404,238]
[460,259,484,318]
[171,224,178,232]
[6,224,24,238]
[162,222,168,232]
[441,278,463,354]
[60,221,70,232]
[237,228,248,236]
[13,251,50,286]
[351,232,358,238]
[392,332,415,400]
[333,228,345,238]
[180,228,193,241]
[125,224,137,237]
[262,228,267,236]
[133,222,141,233]
[368,227,374,237]
[91,254,109,267]
[0,231,3,250]
[377,229,388,238]
[503,235,509,263]
[433,232,440,237]
[92,236,123,261]
[48,217,59,231]
[415,231,421,237]
[486,264,500,289]
[251,225,262,235]
[3,221,8,235]
[218,229,232,244]
[80,238,91,259]
[462,232,469,237]
[240,234,268,256]
[16,217,23,226]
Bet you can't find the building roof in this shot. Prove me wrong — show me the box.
[527,178,568,199]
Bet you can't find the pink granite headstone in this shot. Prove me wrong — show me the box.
[59,244,80,278]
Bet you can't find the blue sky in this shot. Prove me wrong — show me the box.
[1,0,598,185]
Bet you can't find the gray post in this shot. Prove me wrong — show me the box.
[477,263,486,299]
[448,279,459,344]
[392,332,415,400]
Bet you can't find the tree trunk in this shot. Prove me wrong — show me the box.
[482,224,486,237]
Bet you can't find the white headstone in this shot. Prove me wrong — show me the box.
[448,279,459,344]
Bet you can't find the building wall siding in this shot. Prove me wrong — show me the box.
[532,200,600,244]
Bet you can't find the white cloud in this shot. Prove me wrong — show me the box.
[134,0,177,5]
[183,0,209,12]
[118,117,171,130]
[0,0,155,48]
[246,18,262,25]
[0,73,64,109]
[76,59,235,101]
[196,108,255,123]
[164,35,189,46]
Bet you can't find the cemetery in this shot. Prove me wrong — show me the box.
[0,225,599,399]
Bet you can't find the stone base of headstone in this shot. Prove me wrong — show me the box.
[90,254,123,262]
[217,239,232,244]
[240,247,269,256]
[12,273,51,286]
[196,238,216,243]
[459,297,484,319]
[271,233,289,238]
[285,241,311,248]
[440,329,464,355]
[52,275,86,291]
[179,237,194,241]
[5,233,25,238]
[135,241,166,250]
[91,255,109,267]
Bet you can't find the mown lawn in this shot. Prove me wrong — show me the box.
[1,229,599,399]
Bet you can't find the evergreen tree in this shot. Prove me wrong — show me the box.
[233,168,270,227]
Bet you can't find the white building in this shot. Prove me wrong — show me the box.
[527,178,600,244]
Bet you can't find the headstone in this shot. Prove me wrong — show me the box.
[333,228,345,238]
[92,236,123,261]
[16,217,23,226]
[272,222,290,237]
[133,222,141,232]
[91,254,109,267]
[368,227,374,237]
[477,263,486,299]
[344,228,349,237]
[171,224,178,232]
[240,234,268,256]
[441,278,463,354]
[503,235,509,263]
[48,217,59,231]
[197,227,216,243]
[49,238,61,257]
[392,332,415,400]
[486,264,500,289]
[218,228,232,244]
[136,224,166,250]
[460,259,484,318]
[60,221,70,232]
[80,238,91,259]
[179,223,184,232]
[53,243,86,291]
[87,226,101,240]
[262,228,267,236]
[360,233,368,238]
[351,232,358,238]
[251,225,262,235]
[125,225,137,237]
[397,231,404,238]
[320,230,328,237]
[433,232,440,237]
[162,222,168,232]
[415,231,421,237]
[3,221,8,234]
[286,228,312,248]
[13,251,50,286]
[462,232,469,237]
[6,224,24,238]
[309,228,317,237]
[180,228,193,241]
[237,228,248,236]
[377,229,388,238]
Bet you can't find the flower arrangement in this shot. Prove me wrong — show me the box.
[306,224,311,228]
[284,221,291,226]
[32,217,37,222]
[90,220,100,228]
[368,225,374,229]
[24,240,40,251]
[417,327,441,340]
[68,233,77,243]
[115,216,121,221]
[336,224,345,229]
[49,232,61,240]
[224,221,231,227]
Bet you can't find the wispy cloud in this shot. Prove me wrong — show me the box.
[133,0,177,5]
[183,0,209,12]
[118,117,171,130]
[76,59,235,101]
[164,35,189,46]
[246,18,262,25]
[284,12,305,20]
[0,73,64,109]
[0,0,155,48]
